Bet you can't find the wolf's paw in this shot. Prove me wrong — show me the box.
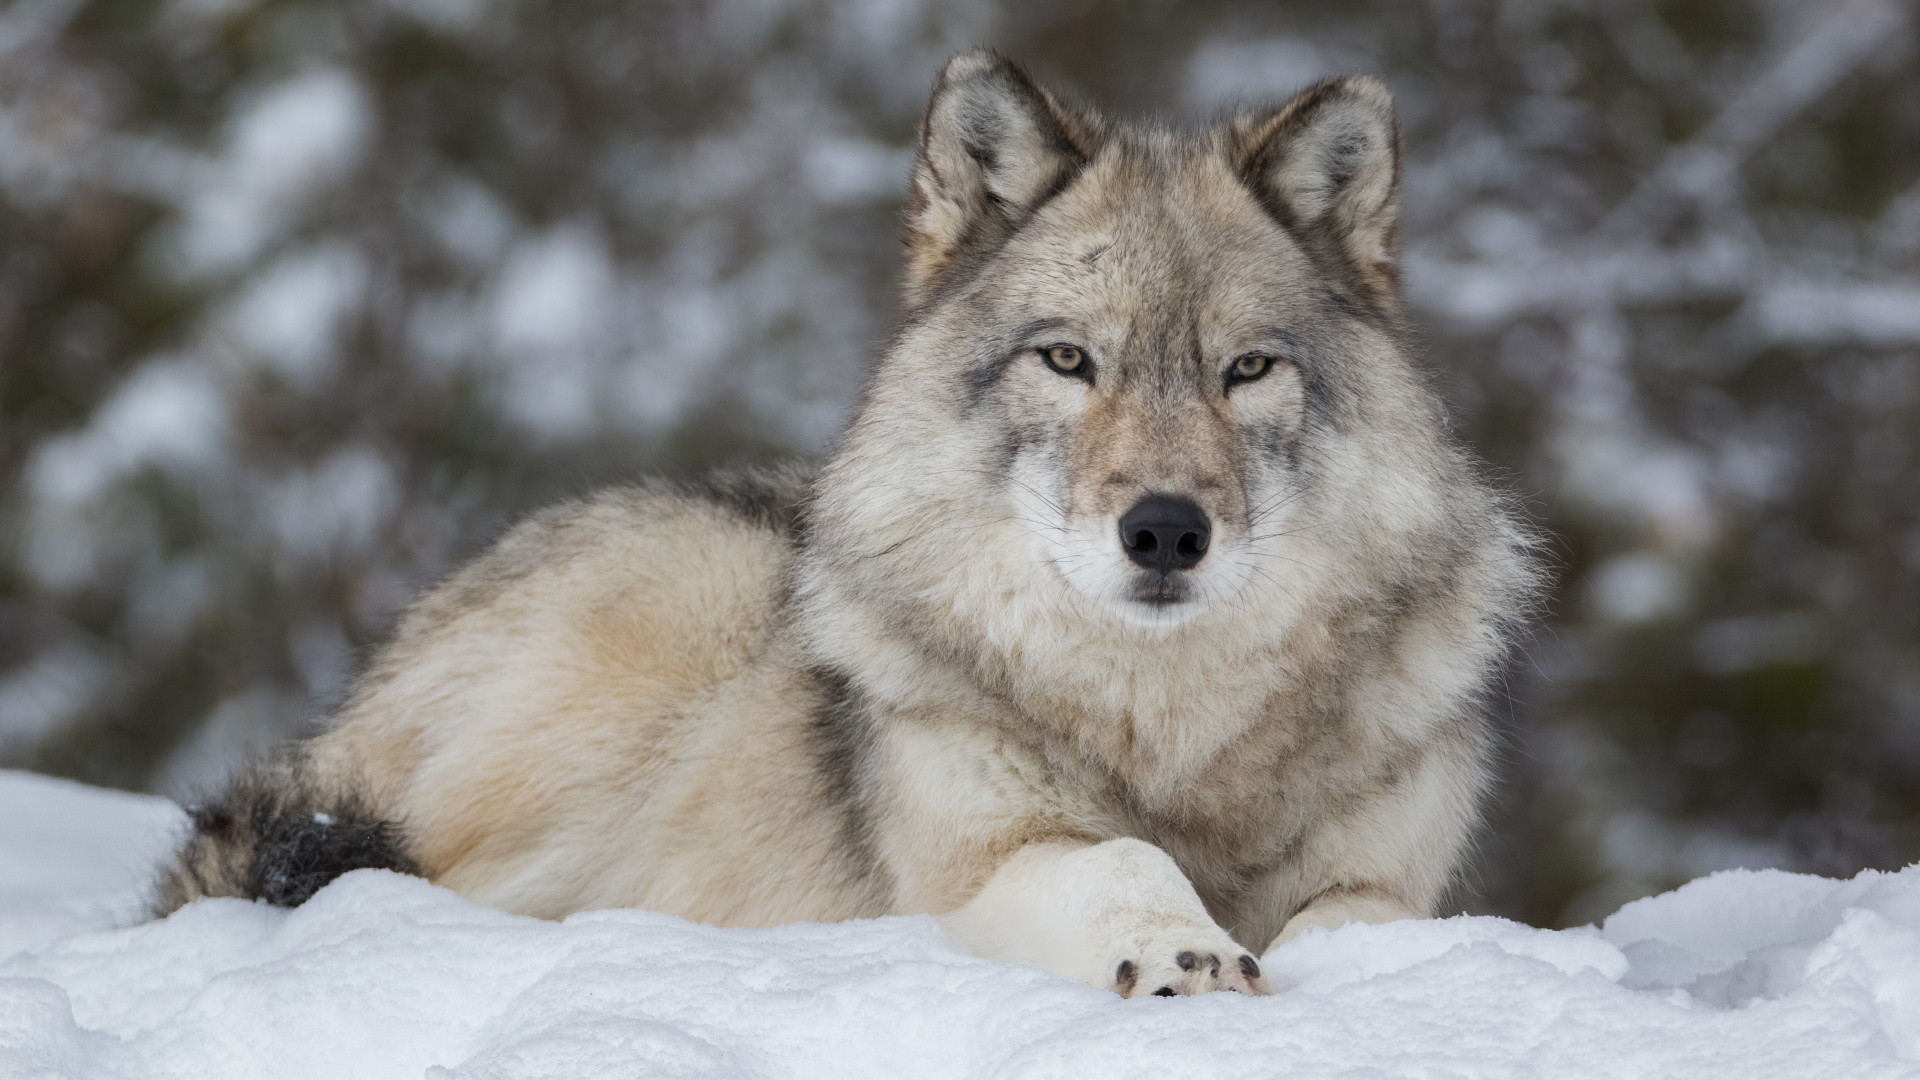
[1111,936,1272,998]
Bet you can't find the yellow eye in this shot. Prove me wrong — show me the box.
[1231,354,1272,382]
[1042,344,1086,375]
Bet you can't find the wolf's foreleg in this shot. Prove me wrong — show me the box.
[936,838,1271,997]
[1247,734,1483,950]
[1272,885,1423,942]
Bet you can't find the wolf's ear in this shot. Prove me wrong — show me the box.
[904,50,1098,307]
[1230,76,1402,307]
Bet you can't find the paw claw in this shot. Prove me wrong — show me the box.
[1114,942,1270,998]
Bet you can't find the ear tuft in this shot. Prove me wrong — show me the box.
[904,50,1098,307]
[1230,75,1401,307]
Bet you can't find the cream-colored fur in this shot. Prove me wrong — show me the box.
[310,490,884,926]
[158,53,1539,999]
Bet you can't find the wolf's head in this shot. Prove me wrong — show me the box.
[804,52,1529,718]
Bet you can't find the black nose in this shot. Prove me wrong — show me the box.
[1118,496,1211,573]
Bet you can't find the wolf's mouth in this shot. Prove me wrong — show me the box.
[1128,572,1194,607]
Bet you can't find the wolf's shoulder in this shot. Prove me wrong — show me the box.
[403,461,815,636]
[508,459,816,565]
[664,459,818,538]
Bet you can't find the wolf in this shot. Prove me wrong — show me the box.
[156,50,1538,998]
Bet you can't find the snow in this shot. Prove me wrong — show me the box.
[26,360,229,511]
[1182,38,1370,105]
[266,446,401,567]
[0,646,111,755]
[168,68,373,276]
[490,226,614,358]
[1587,552,1687,624]
[0,772,181,962]
[222,243,370,385]
[2,768,1918,1078]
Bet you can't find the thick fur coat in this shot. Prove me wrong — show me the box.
[157,52,1539,998]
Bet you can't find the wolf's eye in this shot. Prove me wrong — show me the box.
[1041,344,1087,376]
[1228,354,1272,386]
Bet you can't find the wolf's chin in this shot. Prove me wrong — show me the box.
[1109,598,1208,631]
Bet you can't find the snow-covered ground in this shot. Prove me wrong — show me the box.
[2,769,1916,1079]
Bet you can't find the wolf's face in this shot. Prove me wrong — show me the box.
[812,54,1444,656]
[968,155,1339,628]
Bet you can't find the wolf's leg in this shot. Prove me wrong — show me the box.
[1272,885,1422,942]
[936,838,1271,997]
[1241,738,1481,951]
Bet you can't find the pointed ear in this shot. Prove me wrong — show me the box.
[1229,76,1402,308]
[903,50,1099,307]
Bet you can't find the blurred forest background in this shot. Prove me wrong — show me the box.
[1,0,1916,928]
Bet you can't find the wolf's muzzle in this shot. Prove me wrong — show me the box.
[1119,496,1211,574]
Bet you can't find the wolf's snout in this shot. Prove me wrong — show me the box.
[1119,496,1211,573]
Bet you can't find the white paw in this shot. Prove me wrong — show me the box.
[935,838,1275,998]
[1110,931,1272,998]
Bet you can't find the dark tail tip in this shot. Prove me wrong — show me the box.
[153,760,421,916]
[244,806,420,907]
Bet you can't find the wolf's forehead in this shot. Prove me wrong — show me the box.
[1019,152,1307,318]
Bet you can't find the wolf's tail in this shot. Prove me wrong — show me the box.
[153,751,421,916]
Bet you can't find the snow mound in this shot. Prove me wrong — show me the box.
[1,769,1916,1079]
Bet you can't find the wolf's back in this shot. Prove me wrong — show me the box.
[151,464,820,920]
